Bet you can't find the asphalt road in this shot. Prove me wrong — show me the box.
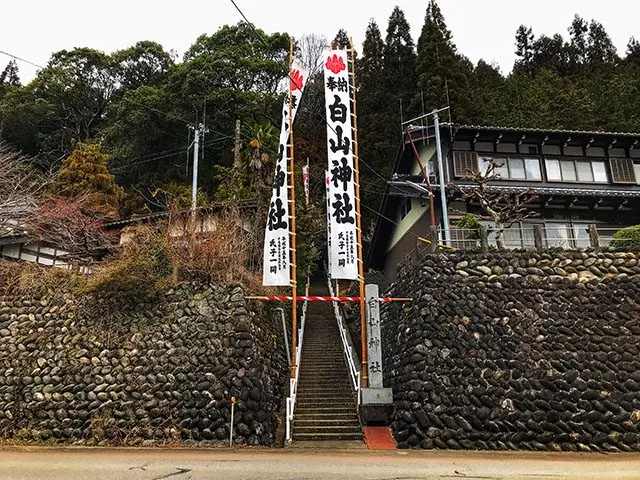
[2,446,640,480]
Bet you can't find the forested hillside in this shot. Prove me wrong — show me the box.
[1,0,639,238]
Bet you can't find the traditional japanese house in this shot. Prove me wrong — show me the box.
[367,124,640,285]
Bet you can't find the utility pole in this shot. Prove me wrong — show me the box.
[191,125,200,216]
[234,119,242,169]
[433,111,450,246]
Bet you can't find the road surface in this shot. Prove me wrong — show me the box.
[1,446,640,479]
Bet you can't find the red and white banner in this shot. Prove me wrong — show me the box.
[324,50,358,280]
[246,295,412,303]
[262,63,307,286]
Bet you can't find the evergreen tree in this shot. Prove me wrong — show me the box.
[586,20,618,71]
[54,142,121,215]
[467,60,507,125]
[513,25,535,77]
[332,29,351,50]
[0,60,21,101]
[415,0,472,121]
[624,37,640,68]
[0,60,20,86]
[567,15,588,74]
[358,19,393,235]
[384,6,417,117]
[530,34,570,76]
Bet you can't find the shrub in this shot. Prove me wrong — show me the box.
[611,224,640,249]
[453,214,481,240]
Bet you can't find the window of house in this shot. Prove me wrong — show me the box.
[509,158,526,179]
[592,161,608,182]
[560,160,577,181]
[479,156,541,180]
[576,162,593,182]
[635,162,640,185]
[545,158,607,183]
[545,223,571,248]
[546,159,562,180]
[525,158,542,179]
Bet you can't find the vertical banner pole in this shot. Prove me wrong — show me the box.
[288,40,298,380]
[349,38,368,388]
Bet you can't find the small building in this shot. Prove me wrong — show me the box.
[367,124,640,285]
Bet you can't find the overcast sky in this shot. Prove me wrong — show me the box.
[2,0,638,83]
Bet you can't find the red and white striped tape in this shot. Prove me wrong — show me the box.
[245,295,412,302]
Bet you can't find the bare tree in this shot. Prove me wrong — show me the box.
[297,34,329,77]
[0,143,49,235]
[455,158,537,249]
[28,195,118,258]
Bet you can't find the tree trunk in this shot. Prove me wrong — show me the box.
[495,223,506,249]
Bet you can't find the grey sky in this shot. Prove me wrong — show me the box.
[2,0,638,83]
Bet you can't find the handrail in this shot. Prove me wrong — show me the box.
[285,278,309,443]
[326,275,361,408]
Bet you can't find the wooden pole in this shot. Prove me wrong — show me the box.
[349,39,368,388]
[288,41,298,380]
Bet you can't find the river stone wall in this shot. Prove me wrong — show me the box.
[0,283,286,446]
[382,249,640,451]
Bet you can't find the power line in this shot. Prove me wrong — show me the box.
[0,50,44,69]
[110,136,233,173]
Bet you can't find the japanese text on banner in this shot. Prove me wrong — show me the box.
[262,64,307,286]
[323,50,358,280]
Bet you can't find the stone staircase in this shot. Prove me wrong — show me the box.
[293,281,362,442]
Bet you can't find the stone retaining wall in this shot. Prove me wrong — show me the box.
[382,250,640,451]
[0,283,286,446]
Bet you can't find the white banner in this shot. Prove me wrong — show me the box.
[325,170,332,275]
[324,50,358,280]
[302,162,309,206]
[262,63,307,286]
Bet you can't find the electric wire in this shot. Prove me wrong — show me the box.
[110,136,234,173]
[0,50,44,69]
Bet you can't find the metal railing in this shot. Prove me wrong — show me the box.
[285,279,309,443]
[327,275,361,408]
[442,223,630,251]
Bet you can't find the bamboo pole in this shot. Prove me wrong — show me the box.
[288,41,298,380]
[349,39,368,388]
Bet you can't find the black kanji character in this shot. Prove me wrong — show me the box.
[330,156,352,191]
[268,198,287,231]
[332,193,355,225]
[328,95,347,123]
[369,361,382,373]
[270,266,277,274]
[326,76,348,93]
[338,259,346,267]
[273,164,285,196]
[329,125,351,156]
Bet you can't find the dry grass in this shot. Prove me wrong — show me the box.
[0,259,83,297]
[164,206,262,290]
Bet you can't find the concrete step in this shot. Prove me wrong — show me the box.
[294,418,360,427]
[296,397,356,405]
[296,423,362,435]
[295,413,360,421]
[293,433,363,441]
